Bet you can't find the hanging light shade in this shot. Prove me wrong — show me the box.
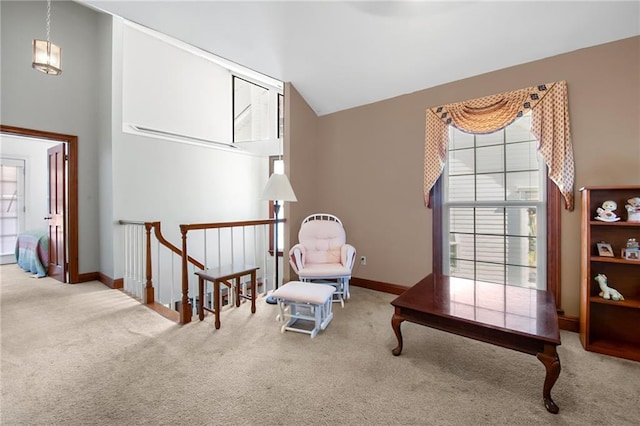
[32,0,62,75]
[32,40,62,75]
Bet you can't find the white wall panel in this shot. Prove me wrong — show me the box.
[112,22,270,279]
[122,23,232,143]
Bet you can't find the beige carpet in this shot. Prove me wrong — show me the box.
[1,264,639,425]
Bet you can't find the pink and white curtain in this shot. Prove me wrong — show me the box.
[424,81,575,210]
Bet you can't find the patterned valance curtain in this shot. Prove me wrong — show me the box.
[424,81,575,210]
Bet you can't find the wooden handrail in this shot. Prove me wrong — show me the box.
[180,218,277,232]
[119,220,204,270]
[150,221,204,270]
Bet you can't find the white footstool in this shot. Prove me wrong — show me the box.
[271,281,336,338]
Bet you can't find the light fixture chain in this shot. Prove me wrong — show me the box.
[46,0,51,42]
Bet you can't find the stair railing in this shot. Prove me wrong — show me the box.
[119,220,204,322]
[178,219,278,324]
[119,218,279,324]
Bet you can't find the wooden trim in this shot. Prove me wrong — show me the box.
[77,272,99,283]
[432,177,443,278]
[547,178,562,309]
[77,271,123,289]
[0,125,79,284]
[350,277,407,295]
[112,277,124,289]
[147,301,180,323]
[104,272,124,290]
[579,188,590,347]
[97,272,123,289]
[97,272,111,286]
[558,315,579,332]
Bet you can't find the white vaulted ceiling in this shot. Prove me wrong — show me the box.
[80,1,640,116]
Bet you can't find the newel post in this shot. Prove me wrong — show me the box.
[143,222,155,305]
[179,225,192,324]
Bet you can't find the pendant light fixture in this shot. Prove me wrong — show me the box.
[32,0,62,75]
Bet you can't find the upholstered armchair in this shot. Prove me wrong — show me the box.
[288,213,356,306]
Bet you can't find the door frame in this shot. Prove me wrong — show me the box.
[0,125,79,283]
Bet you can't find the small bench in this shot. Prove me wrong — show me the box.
[195,264,259,330]
[271,281,336,338]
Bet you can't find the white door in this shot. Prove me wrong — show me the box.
[0,158,25,265]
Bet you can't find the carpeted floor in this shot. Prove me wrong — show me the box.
[1,263,639,425]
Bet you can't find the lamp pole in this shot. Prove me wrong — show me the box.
[266,201,281,304]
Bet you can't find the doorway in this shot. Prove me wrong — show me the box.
[0,125,79,283]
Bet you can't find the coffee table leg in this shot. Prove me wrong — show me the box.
[536,344,561,414]
[391,313,405,356]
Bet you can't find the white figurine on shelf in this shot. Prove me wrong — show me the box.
[594,274,624,301]
[625,197,640,223]
[595,200,620,222]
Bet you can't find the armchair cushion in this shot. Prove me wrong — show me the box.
[298,220,346,264]
[296,263,352,279]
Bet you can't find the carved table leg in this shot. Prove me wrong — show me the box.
[391,313,405,356]
[536,344,561,414]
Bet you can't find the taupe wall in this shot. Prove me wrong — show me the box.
[288,36,640,317]
[286,83,321,282]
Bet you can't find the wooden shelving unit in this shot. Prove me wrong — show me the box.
[579,186,640,362]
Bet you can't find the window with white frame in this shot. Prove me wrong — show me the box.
[0,158,25,264]
[233,76,270,142]
[443,112,547,289]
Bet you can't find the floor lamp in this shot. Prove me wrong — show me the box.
[261,173,297,304]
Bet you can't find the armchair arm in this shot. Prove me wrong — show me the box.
[341,244,357,271]
[289,244,306,274]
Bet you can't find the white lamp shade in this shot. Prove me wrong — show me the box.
[261,173,297,202]
[32,39,62,75]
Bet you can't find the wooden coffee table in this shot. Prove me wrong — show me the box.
[391,274,561,413]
